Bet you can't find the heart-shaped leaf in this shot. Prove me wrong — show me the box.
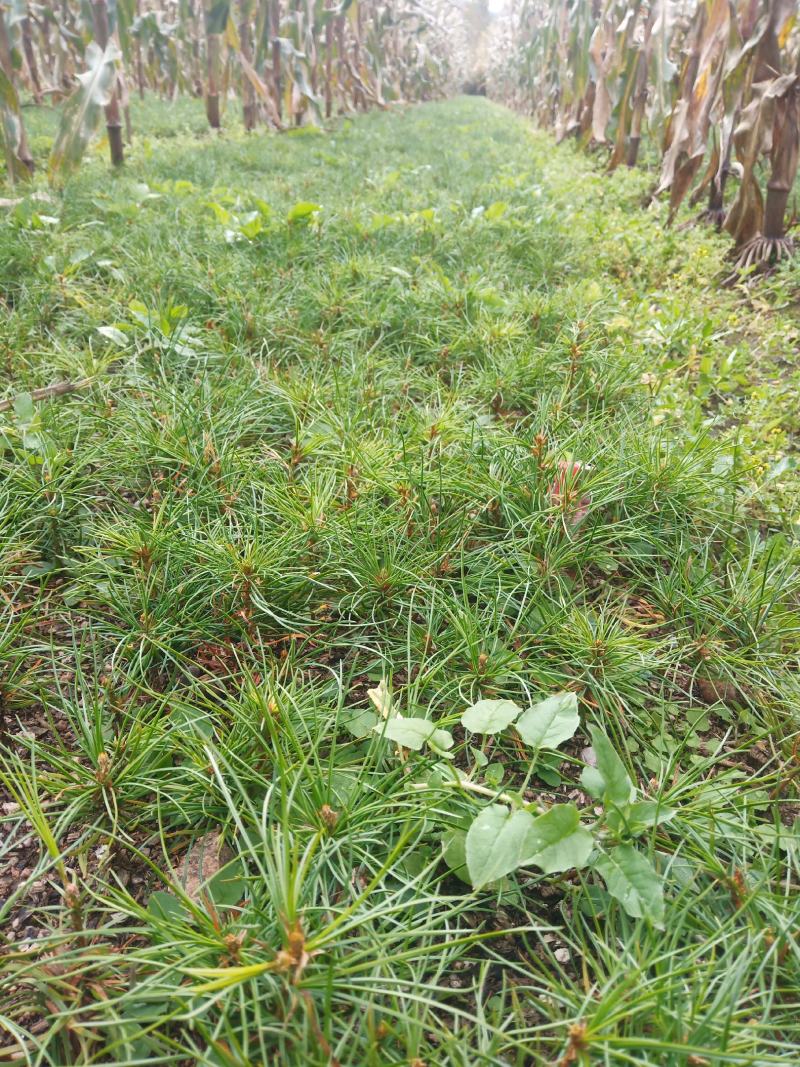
[466,801,595,888]
[466,804,537,889]
[342,706,378,739]
[522,803,593,874]
[375,716,453,752]
[287,200,320,223]
[516,691,580,751]
[461,698,521,734]
[148,890,188,923]
[594,844,665,928]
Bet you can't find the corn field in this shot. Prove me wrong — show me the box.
[0,0,454,182]
[489,0,800,271]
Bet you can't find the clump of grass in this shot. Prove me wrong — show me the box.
[0,96,799,1065]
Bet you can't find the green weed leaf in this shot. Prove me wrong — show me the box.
[466,804,537,890]
[461,698,521,734]
[606,801,677,836]
[148,891,187,923]
[523,803,593,874]
[12,393,34,425]
[441,828,470,883]
[581,726,636,807]
[516,691,580,751]
[97,325,129,346]
[287,201,320,223]
[375,716,453,753]
[594,845,665,928]
[484,200,508,221]
[342,706,378,738]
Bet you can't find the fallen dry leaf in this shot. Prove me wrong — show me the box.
[174,831,232,903]
[694,677,745,708]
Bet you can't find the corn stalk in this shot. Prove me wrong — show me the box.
[488,0,800,273]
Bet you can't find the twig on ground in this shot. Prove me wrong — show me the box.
[0,378,94,414]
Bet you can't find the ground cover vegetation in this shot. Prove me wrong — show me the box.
[1,84,800,1065]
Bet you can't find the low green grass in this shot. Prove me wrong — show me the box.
[1,96,799,1066]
